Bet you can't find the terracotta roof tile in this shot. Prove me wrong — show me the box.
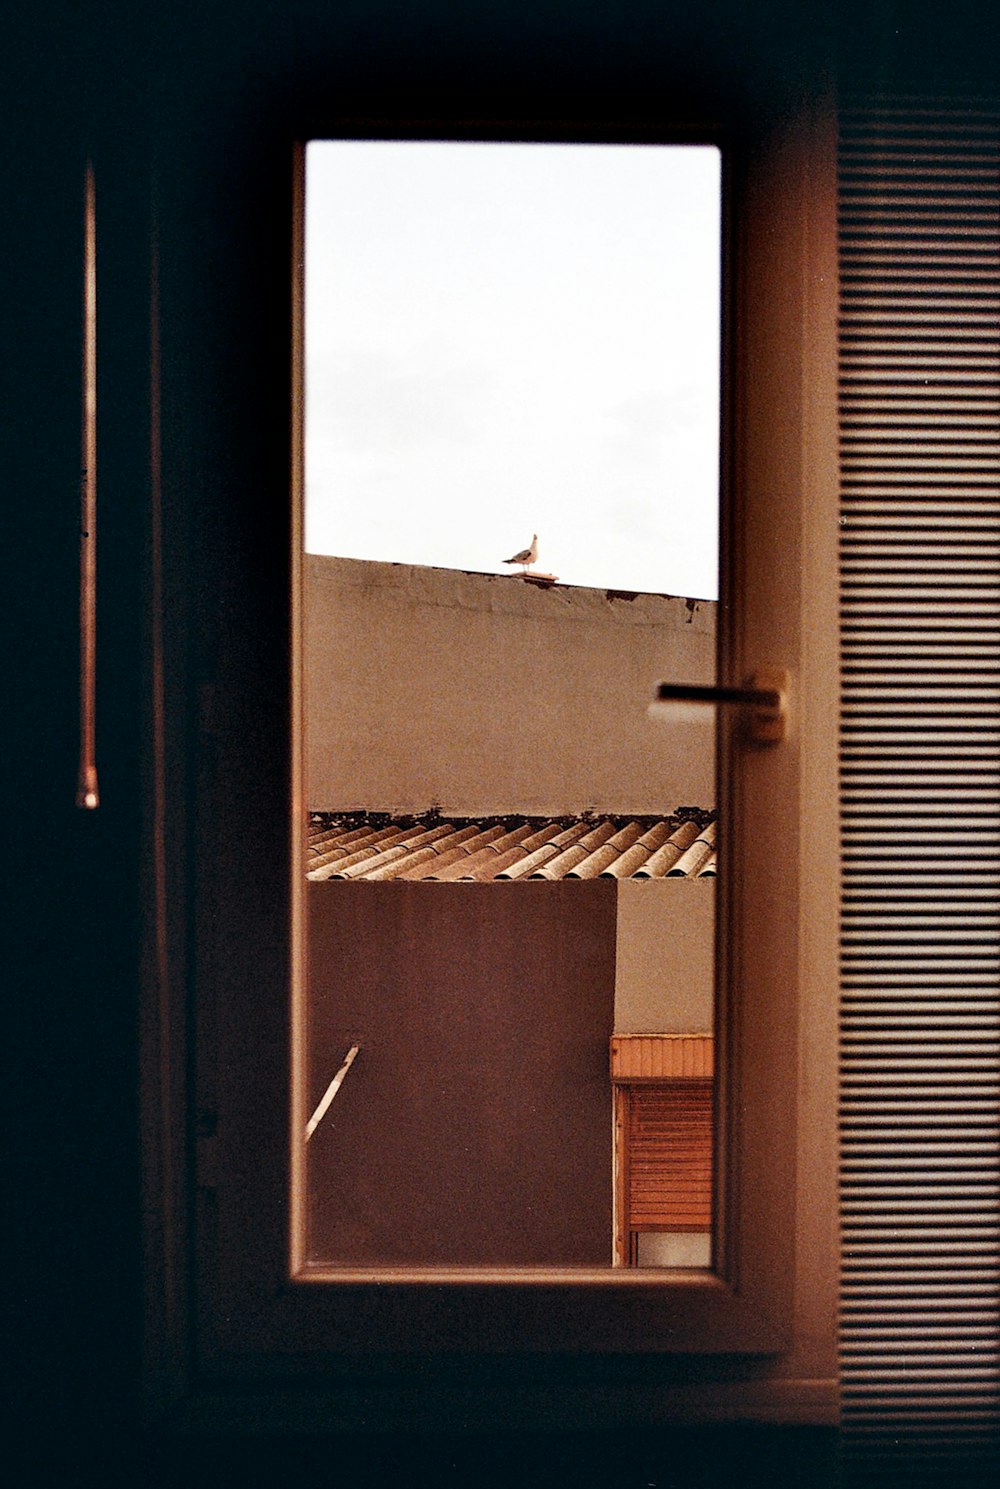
[495,822,593,880]
[460,840,544,881]
[335,822,466,880]
[307,811,716,882]
[307,824,412,879]
[531,820,619,880]
[598,820,675,878]
[567,820,645,879]
[667,821,717,878]
[632,819,703,878]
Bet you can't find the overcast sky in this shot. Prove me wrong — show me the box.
[305,140,720,599]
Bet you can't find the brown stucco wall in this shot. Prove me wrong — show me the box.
[304,554,716,816]
[307,879,617,1265]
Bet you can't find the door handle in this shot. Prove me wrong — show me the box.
[649,669,789,744]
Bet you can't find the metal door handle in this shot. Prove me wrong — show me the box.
[649,669,789,743]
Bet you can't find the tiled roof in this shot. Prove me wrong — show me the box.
[307,811,716,882]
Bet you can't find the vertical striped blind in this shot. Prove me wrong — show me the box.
[839,102,1000,1478]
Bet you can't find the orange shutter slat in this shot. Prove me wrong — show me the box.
[626,1081,712,1232]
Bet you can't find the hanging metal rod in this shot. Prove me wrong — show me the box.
[76,160,99,810]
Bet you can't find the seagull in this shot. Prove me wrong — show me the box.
[502,533,538,573]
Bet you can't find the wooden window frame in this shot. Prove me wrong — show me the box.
[141,88,841,1432]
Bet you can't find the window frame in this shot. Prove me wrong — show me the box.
[141,93,841,1430]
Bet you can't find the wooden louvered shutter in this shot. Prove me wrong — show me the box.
[626,1082,713,1234]
[611,1035,714,1264]
[838,102,1000,1477]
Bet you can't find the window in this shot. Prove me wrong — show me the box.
[611,1036,714,1267]
[300,139,721,1271]
[143,88,840,1425]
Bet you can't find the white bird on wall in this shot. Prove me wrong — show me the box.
[502,533,538,573]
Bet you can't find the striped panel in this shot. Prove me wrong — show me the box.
[839,101,1000,1480]
[610,1034,714,1081]
[625,1082,712,1232]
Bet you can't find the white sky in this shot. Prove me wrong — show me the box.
[305,140,720,600]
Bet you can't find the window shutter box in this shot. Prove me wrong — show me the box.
[610,1034,714,1081]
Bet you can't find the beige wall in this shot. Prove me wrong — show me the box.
[613,879,715,1033]
[305,555,716,816]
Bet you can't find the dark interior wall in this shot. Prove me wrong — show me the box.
[308,881,616,1265]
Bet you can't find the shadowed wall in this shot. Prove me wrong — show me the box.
[308,879,616,1265]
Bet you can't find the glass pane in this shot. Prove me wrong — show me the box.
[300,139,720,1269]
